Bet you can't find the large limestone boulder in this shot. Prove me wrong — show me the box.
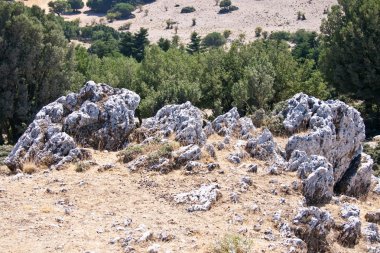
[292,206,334,253]
[288,151,334,205]
[5,81,140,171]
[281,93,372,197]
[140,102,206,146]
[212,107,255,139]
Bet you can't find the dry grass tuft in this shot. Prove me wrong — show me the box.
[22,162,38,174]
[211,234,252,253]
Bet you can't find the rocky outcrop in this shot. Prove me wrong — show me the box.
[141,102,206,146]
[174,183,222,212]
[6,81,140,171]
[281,93,372,198]
[212,108,255,139]
[245,128,285,163]
[173,145,201,165]
[288,151,334,205]
[337,216,361,248]
[292,206,334,253]
[363,223,380,243]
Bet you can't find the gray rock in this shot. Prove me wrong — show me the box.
[363,223,380,243]
[292,206,334,253]
[337,216,361,248]
[245,128,285,163]
[340,204,360,219]
[173,145,201,165]
[203,144,216,158]
[174,183,221,212]
[334,153,373,197]
[282,93,371,197]
[247,164,258,173]
[366,211,380,224]
[141,102,206,146]
[184,161,204,171]
[5,82,139,171]
[212,108,255,138]
[227,154,241,164]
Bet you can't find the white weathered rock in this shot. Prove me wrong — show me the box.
[292,206,334,253]
[5,82,139,171]
[141,102,206,146]
[337,216,361,247]
[174,183,221,212]
[245,128,285,163]
[289,152,334,205]
[363,223,380,243]
[335,153,373,197]
[282,93,371,197]
[173,145,201,165]
[340,204,360,219]
[212,108,255,139]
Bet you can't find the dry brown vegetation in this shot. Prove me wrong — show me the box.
[0,131,379,252]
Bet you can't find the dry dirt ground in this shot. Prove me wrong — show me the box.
[18,0,336,43]
[0,131,379,253]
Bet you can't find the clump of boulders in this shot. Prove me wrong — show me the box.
[5,81,140,171]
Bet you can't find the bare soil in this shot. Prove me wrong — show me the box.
[18,0,336,43]
[0,132,378,252]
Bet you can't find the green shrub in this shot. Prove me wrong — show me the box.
[255,27,262,37]
[146,143,174,165]
[75,161,91,172]
[0,145,13,166]
[364,143,380,177]
[212,234,252,253]
[117,145,143,163]
[202,32,226,48]
[180,6,195,13]
[109,3,135,19]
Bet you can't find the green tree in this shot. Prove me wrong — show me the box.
[109,3,135,19]
[202,32,226,48]
[157,38,171,51]
[68,0,84,12]
[132,28,149,62]
[186,32,202,54]
[48,0,69,15]
[319,0,380,105]
[0,2,76,143]
[232,57,275,110]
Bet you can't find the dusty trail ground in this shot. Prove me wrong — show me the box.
[0,133,378,252]
[18,0,336,42]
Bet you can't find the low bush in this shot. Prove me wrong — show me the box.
[181,6,195,13]
[212,234,252,253]
[364,143,380,177]
[117,145,144,163]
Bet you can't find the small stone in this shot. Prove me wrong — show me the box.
[138,231,153,242]
[147,244,160,253]
[241,176,252,186]
[230,192,240,203]
[247,164,258,173]
[366,211,380,224]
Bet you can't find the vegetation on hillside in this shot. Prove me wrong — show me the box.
[0,0,379,146]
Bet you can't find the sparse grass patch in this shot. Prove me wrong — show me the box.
[0,145,13,166]
[23,162,38,174]
[364,143,380,176]
[211,234,252,253]
[146,143,174,165]
[75,161,91,172]
[117,145,144,163]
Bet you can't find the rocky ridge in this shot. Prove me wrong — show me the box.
[3,82,379,253]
